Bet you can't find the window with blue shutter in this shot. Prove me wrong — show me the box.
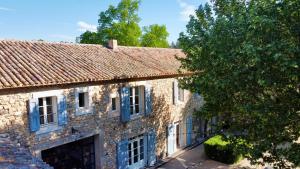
[120,87,130,123]
[145,85,152,116]
[117,139,129,169]
[29,98,40,132]
[58,95,67,126]
[186,116,193,146]
[147,130,156,166]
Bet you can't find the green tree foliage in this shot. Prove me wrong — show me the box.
[178,0,300,168]
[78,0,169,47]
[141,24,169,48]
[78,31,101,44]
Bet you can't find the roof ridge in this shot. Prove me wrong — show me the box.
[118,45,182,51]
[0,39,182,50]
[0,39,105,47]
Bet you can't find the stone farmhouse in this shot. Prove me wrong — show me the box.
[0,39,206,169]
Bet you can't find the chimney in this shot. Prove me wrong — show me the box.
[108,39,118,50]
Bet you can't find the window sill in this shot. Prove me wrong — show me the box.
[36,124,62,135]
[75,108,93,116]
[108,110,119,118]
[130,113,144,120]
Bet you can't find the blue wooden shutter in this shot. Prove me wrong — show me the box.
[167,124,175,156]
[74,89,79,113]
[120,87,130,123]
[145,85,152,116]
[117,139,129,169]
[28,98,40,132]
[147,130,156,166]
[58,95,67,125]
[173,81,178,105]
[186,116,193,146]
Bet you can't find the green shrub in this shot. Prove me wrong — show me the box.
[204,135,243,164]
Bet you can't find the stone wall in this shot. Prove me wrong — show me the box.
[0,78,203,169]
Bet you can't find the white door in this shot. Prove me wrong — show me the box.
[167,124,175,156]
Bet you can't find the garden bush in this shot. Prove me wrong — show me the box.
[204,135,243,164]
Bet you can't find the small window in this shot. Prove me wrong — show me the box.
[111,97,116,111]
[78,92,88,108]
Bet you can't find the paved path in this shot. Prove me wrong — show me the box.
[157,144,229,169]
[157,144,258,169]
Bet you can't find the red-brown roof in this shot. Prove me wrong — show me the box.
[0,40,186,90]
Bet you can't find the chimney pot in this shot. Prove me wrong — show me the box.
[108,39,118,50]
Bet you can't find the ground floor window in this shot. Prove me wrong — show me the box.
[128,134,144,166]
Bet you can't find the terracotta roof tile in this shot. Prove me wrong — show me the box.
[0,40,185,90]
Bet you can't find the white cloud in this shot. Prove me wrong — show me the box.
[177,0,196,21]
[0,6,15,12]
[77,21,97,32]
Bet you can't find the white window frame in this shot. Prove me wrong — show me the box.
[129,86,145,118]
[31,90,63,134]
[38,96,57,126]
[128,134,146,168]
[75,87,93,116]
[108,92,120,118]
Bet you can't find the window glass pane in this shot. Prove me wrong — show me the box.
[46,97,52,105]
[130,97,133,105]
[39,107,44,125]
[128,143,132,165]
[78,92,85,108]
[133,141,138,149]
[47,106,52,115]
[40,115,44,125]
[135,105,139,114]
[38,98,43,106]
[111,98,116,110]
[140,152,144,160]
[135,87,139,95]
[134,155,138,163]
[140,138,144,160]
[47,114,54,123]
[130,88,133,97]
[46,105,53,123]
[135,96,139,104]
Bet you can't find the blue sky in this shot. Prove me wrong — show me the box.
[0,0,208,43]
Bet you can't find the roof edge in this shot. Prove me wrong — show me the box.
[0,73,193,95]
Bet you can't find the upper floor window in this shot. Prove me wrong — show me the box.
[78,92,88,108]
[75,87,92,115]
[129,86,143,116]
[112,97,117,111]
[173,80,185,105]
[178,88,184,102]
[38,97,57,125]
